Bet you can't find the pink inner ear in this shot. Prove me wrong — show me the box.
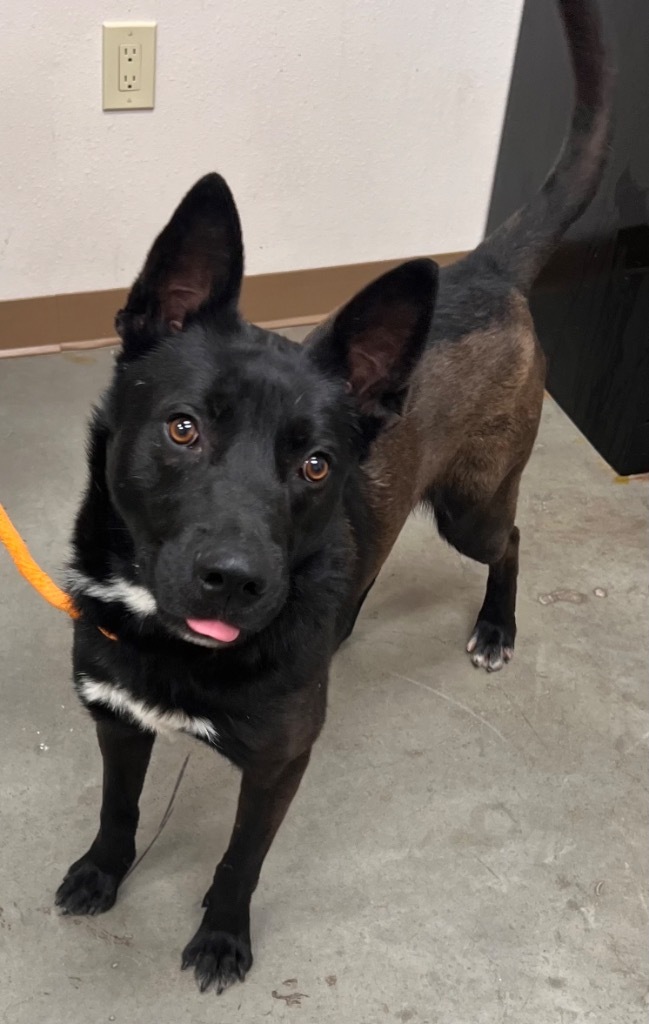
[347,326,405,404]
[160,269,213,327]
[349,349,386,401]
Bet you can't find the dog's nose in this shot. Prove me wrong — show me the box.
[196,553,268,603]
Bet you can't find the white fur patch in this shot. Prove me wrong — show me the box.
[78,675,218,744]
[68,571,157,617]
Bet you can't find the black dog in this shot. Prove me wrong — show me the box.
[55,0,611,996]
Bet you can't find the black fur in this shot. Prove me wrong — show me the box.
[56,172,439,995]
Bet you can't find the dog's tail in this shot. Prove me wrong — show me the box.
[477,0,613,295]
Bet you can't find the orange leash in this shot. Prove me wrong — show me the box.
[0,502,116,641]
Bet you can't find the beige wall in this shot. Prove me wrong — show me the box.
[0,0,524,301]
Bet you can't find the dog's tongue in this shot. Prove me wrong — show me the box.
[186,619,241,643]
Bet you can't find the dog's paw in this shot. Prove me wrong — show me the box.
[55,858,119,916]
[467,620,514,672]
[181,926,253,995]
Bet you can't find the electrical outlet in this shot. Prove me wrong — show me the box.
[119,43,142,92]
[103,22,156,110]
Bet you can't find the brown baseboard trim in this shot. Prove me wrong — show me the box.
[0,344,63,359]
[60,336,122,352]
[0,252,465,356]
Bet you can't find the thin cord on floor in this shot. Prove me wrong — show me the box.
[123,753,191,880]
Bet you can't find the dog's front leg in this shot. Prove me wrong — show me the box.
[182,748,311,995]
[55,715,155,915]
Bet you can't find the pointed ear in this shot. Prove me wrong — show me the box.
[116,173,244,359]
[306,258,438,422]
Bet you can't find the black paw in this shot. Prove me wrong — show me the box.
[55,858,120,916]
[182,927,253,995]
[467,619,514,672]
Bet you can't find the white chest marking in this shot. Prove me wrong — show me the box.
[78,675,218,744]
[68,571,157,617]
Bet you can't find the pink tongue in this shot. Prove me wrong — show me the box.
[186,619,241,643]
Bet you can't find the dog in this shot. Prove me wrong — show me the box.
[55,0,612,995]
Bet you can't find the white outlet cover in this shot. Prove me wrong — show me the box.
[103,22,156,111]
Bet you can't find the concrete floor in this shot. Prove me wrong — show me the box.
[0,340,647,1024]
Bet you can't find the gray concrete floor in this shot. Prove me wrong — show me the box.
[0,341,647,1024]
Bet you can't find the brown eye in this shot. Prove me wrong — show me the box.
[167,416,199,446]
[301,453,330,483]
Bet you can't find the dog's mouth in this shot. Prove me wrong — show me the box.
[185,618,241,644]
[150,574,290,649]
[154,612,245,649]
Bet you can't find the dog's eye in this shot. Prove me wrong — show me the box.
[167,416,199,446]
[301,453,330,483]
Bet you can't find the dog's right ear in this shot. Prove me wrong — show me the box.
[116,173,244,360]
[305,258,438,428]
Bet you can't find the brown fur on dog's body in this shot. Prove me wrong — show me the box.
[346,279,545,669]
[357,274,544,576]
[360,289,544,578]
[326,0,614,668]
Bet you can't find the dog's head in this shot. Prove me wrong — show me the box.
[103,173,438,647]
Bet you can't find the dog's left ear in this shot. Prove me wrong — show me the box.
[306,258,438,423]
[116,173,244,359]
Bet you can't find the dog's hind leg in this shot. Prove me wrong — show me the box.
[55,716,155,915]
[430,466,523,672]
[466,524,519,671]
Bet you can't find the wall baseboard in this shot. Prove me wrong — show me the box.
[0,253,465,357]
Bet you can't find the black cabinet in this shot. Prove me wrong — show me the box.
[486,0,649,474]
